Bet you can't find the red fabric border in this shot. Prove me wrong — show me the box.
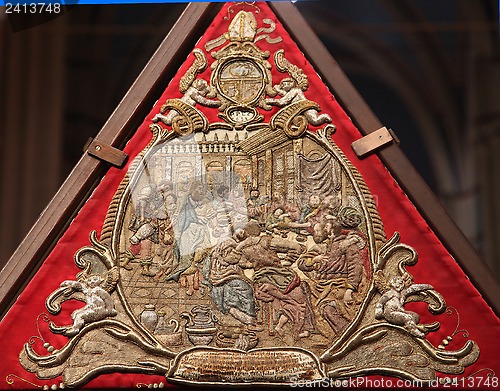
[0,3,498,389]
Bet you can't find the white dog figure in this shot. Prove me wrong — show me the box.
[59,267,119,337]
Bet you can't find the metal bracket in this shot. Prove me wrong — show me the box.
[84,138,128,167]
[351,127,399,158]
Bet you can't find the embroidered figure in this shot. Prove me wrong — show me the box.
[374,271,434,337]
[299,221,367,335]
[54,267,119,337]
[207,229,258,327]
[152,79,220,126]
[235,222,315,339]
[165,181,213,296]
[266,78,332,126]
[126,181,172,276]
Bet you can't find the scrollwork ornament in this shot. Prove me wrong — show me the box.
[179,49,208,94]
[274,49,309,91]
[154,99,210,136]
[270,100,323,138]
[438,306,470,350]
[27,313,59,354]
[6,374,47,389]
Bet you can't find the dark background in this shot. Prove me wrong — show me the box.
[0,1,499,280]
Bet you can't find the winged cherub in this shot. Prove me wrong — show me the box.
[265,78,332,126]
[58,266,119,337]
[374,271,433,338]
[152,79,220,126]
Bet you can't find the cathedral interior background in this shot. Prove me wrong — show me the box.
[0,0,499,284]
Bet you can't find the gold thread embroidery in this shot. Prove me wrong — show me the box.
[17,8,480,388]
[6,374,44,389]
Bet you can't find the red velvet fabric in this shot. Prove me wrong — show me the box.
[0,3,498,389]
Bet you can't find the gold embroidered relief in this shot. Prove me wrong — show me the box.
[465,368,497,382]
[274,49,308,91]
[6,374,44,389]
[152,50,216,136]
[18,7,479,388]
[178,49,209,95]
[437,306,470,350]
[209,16,276,112]
[136,381,166,389]
[29,314,52,351]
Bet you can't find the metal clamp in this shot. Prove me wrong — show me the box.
[85,138,128,167]
[351,127,399,158]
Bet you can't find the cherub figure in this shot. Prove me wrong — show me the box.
[152,79,220,126]
[374,271,433,338]
[57,267,119,337]
[265,78,332,126]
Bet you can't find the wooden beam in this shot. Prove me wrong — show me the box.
[270,2,500,316]
[0,2,223,317]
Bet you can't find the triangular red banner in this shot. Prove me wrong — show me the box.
[0,3,498,389]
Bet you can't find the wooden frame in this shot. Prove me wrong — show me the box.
[1,1,498,321]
